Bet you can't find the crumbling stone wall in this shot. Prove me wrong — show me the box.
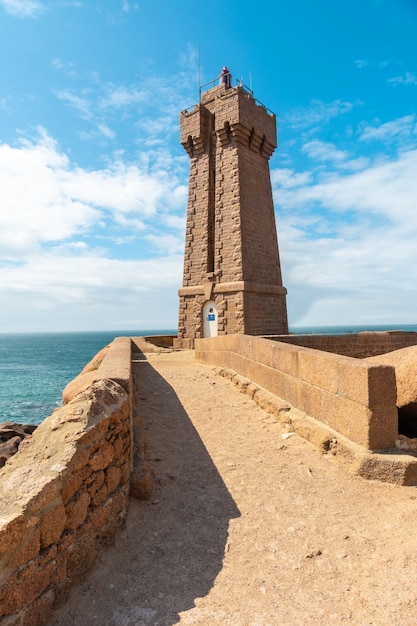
[0,337,135,626]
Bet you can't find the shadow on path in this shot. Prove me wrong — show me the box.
[52,352,240,626]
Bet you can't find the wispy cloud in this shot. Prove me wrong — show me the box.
[0,251,183,331]
[0,127,185,260]
[0,0,44,17]
[359,115,416,141]
[97,124,115,139]
[146,233,184,255]
[388,72,417,86]
[276,149,417,217]
[51,57,78,78]
[0,124,187,331]
[99,84,147,109]
[121,0,139,12]
[284,99,356,130]
[272,100,417,325]
[273,143,417,325]
[302,140,348,163]
[0,96,12,112]
[271,168,312,189]
[53,55,199,151]
[55,89,93,119]
[300,140,370,172]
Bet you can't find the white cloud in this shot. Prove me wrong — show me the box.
[276,149,417,218]
[359,115,416,141]
[51,58,78,78]
[298,140,369,172]
[99,84,147,109]
[146,233,184,255]
[0,96,11,112]
[0,128,186,261]
[274,146,417,326]
[0,251,183,332]
[271,168,312,189]
[0,134,98,255]
[97,124,115,139]
[0,0,43,17]
[162,213,186,230]
[284,99,356,130]
[0,127,187,332]
[55,89,92,119]
[53,64,198,152]
[302,140,348,163]
[0,252,181,301]
[121,1,139,12]
[388,72,417,86]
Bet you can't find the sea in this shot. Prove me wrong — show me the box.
[1,324,417,426]
[0,329,175,427]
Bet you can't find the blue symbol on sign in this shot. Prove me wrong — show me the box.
[208,314,215,321]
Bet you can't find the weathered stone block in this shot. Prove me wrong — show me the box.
[1,558,55,615]
[19,588,55,626]
[65,534,98,582]
[320,393,371,447]
[338,361,396,407]
[91,483,108,507]
[65,491,91,531]
[367,344,417,407]
[106,465,122,494]
[0,515,27,562]
[368,406,398,450]
[298,382,323,419]
[298,349,339,393]
[7,527,41,570]
[89,441,114,471]
[86,470,105,497]
[270,341,299,376]
[61,465,90,504]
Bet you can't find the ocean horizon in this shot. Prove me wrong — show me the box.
[1,324,416,426]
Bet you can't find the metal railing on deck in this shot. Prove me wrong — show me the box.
[198,75,253,100]
[181,75,274,117]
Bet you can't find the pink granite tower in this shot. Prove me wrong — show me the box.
[175,70,288,348]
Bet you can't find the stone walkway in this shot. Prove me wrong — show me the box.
[51,350,417,626]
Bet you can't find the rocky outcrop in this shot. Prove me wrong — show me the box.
[0,422,37,467]
[366,345,417,408]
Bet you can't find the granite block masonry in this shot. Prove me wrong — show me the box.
[175,73,288,349]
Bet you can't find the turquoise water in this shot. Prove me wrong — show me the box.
[0,330,175,426]
[1,325,416,426]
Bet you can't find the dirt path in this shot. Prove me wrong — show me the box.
[51,350,417,626]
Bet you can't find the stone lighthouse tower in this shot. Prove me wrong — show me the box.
[175,69,288,349]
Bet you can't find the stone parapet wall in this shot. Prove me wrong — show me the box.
[143,335,175,348]
[272,330,417,358]
[0,337,134,626]
[195,334,398,450]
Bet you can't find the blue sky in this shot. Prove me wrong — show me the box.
[0,0,416,332]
